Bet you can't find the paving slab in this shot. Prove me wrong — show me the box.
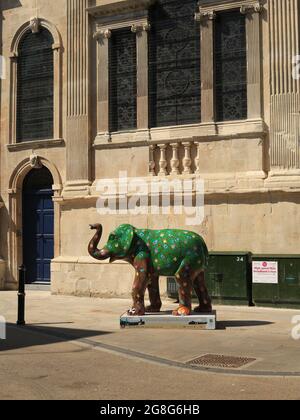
[1,291,300,376]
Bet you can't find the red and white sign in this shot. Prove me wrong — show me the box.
[252,261,278,284]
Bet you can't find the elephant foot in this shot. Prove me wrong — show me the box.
[127,307,145,316]
[145,305,161,313]
[194,305,212,314]
[172,305,191,316]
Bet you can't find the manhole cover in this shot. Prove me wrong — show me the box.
[187,354,256,369]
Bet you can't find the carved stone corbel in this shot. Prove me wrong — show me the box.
[29,154,43,169]
[240,2,263,15]
[29,17,40,34]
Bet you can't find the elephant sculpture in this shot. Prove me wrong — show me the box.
[88,224,212,316]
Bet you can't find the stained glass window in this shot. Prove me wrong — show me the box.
[215,10,247,121]
[17,28,54,142]
[149,0,201,128]
[109,28,137,132]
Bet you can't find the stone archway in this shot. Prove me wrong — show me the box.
[8,156,62,286]
[22,166,54,284]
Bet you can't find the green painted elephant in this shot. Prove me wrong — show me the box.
[88,224,212,316]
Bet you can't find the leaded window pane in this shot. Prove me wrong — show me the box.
[149,0,201,128]
[215,10,247,121]
[17,28,54,142]
[109,28,137,132]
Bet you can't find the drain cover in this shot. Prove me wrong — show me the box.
[187,354,256,369]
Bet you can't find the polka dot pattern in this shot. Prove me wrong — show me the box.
[133,228,209,276]
[97,224,211,316]
[104,225,209,276]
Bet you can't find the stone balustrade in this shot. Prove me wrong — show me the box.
[149,141,201,176]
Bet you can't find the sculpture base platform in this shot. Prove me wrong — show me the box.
[120,310,217,330]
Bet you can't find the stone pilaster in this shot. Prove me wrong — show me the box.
[196,11,215,123]
[268,0,300,170]
[132,23,150,130]
[240,2,263,119]
[94,29,111,138]
[65,0,91,194]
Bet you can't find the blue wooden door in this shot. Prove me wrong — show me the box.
[23,169,54,284]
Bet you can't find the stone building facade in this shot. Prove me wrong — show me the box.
[0,0,300,297]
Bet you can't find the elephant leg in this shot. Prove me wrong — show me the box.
[172,263,193,316]
[146,273,162,313]
[193,271,212,313]
[128,257,149,316]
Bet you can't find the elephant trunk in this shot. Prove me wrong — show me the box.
[88,224,110,260]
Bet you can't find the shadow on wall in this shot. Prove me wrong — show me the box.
[1,323,112,352]
[1,1,22,10]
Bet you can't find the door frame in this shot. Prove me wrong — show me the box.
[8,156,62,287]
[22,172,54,284]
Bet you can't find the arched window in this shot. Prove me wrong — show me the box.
[16,28,54,142]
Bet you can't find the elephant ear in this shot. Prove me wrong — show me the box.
[116,224,135,256]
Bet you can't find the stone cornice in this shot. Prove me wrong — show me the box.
[7,138,65,152]
[54,172,300,203]
[87,0,155,17]
[197,0,263,14]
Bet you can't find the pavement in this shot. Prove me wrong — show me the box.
[1,291,300,400]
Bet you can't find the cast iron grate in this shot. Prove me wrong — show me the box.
[187,354,256,369]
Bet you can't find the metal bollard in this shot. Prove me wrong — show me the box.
[17,265,26,326]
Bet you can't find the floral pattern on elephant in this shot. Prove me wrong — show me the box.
[88,224,212,316]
